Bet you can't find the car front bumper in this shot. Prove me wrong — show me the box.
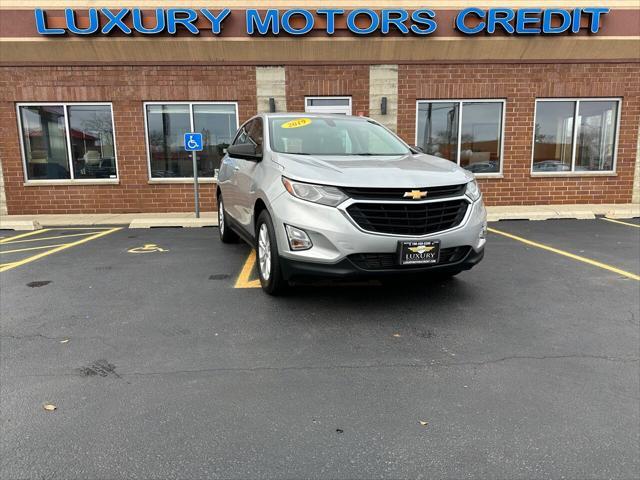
[270,191,487,279]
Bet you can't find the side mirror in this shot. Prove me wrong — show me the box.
[227,143,262,161]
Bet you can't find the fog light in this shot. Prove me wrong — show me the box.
[285,224,313,251]
[479,223,487,240]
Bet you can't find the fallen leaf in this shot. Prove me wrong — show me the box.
[60,339,69,344]
[43,403,57,412]
[419,420,428,427]
[392,333,401,338]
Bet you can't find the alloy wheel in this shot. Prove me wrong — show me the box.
[219,201,225,235]
[258,223,271,281]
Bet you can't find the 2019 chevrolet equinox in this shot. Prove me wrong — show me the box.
[217,113,486,294]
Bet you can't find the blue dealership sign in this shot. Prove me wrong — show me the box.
[34,7,610,37]
[184,133,203,152]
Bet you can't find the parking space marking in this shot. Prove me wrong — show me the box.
[0,231,106,244]
[488,227,640,281]
[0,229,51,244]
[0,227,122,273]
[234,250,261,289]
[0,242,69,255]
[601,218,640,229]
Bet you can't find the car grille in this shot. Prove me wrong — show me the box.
[339,184,466,201]
[346,199,468,236]
[349,246,471,271]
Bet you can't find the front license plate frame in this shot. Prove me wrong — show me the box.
[398,240,441,265]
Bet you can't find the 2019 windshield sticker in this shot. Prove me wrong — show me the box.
[281,118,312,129]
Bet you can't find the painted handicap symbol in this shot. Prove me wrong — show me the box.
[127,243,169,254]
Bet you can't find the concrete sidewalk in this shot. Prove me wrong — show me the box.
[0,212,218,230]
[0,204,638,230]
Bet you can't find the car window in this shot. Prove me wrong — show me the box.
[232,127,248,146]
[268,117,409,156]
[247,118,263,153]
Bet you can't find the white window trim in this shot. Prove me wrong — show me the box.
[16,102,119,183]
[143,101,239,182]
[414,99,506,178]
[305,96,352,115]
[530,97,622,176]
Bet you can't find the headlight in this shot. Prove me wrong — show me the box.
[465,179,481,201]
[282,177,347,207]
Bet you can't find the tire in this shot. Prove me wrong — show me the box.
[218,196,239,243]
[255,210,288,295]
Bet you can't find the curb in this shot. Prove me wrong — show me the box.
[0,219,42,231]
[128,218,219,229]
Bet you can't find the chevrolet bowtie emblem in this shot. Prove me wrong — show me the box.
[403,190,428,200]
[408,245,435,254]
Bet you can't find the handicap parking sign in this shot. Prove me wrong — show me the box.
[184,132,203,152]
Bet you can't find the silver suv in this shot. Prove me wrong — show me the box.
[217,113,486,294]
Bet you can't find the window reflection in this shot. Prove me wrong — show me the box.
[533,100,618,173]
[416,101,503,173]
[20,106,70,180]
[460,102,502,174]
[575,101,617,172]
[146,103,237,178]
[68,105,116,179]
[417,102,459,163]
[147,104,191,177]
[193,104,237,176]
[533,101,574,172]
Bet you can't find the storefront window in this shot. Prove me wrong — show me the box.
[19,105,70,180]
[416,100,504,174]
[19,103,117,181]
[68,105,117,179]
[193,104,237,177]
[417,102,459,163]
[305,97,352,115]
[146,102,238,178]
[533,99,619,173]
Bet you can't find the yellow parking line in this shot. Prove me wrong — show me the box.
[234,250,261,289]
[0,229,50,244]
[0,243,68,255]
[1,231,101,244]
[48,227,115,230]
[0,227,122,273]
[488,227,640,281]
[601,218,640,229]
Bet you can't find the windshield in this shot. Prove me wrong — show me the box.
[268,116,410,156]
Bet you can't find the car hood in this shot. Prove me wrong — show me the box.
[271,152,473,188]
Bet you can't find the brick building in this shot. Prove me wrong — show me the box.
[0,1,639,214]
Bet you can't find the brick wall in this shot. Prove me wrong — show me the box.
[397,63,640,206]
[285,65,369,116]
[0,66,256,214]
[0,63,638,214]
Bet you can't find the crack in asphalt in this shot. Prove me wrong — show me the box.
[4,354,638,379]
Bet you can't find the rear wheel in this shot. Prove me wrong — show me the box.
[218,196,238,243]
[256,210,288,295]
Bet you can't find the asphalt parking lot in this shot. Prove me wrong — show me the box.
[1,218,639,479]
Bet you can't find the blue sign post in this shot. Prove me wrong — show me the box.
[184,133,204,218]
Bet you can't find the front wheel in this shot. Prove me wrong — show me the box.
[256,210,288,295]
